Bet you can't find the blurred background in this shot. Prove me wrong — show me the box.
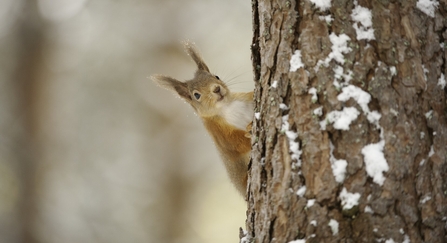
[0,0,253,242]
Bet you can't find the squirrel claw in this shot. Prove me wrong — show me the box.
[245,122,253,138]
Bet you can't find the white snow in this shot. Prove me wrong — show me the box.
[339,187,361,210]
[364,205,373,213]
[329,84,388,185]
[255,112,260,120]
[351,1,375,40]
[337,85,371,113]
[390,66,397,76]
[310,220,317,226]
[330,142,347,183]
[296,186,306,197]
[281,115,302,165]
[351,2,375,40]
[338,84,382,128]
[362,140,389,185]
[419,159,426,166]
[425,110,433,119]
[307,199,315,207]
[316,33,352,70]
[323,107,360,130]
[429,145,434,157]
[385,239,395,243]
[333,65,353,88]
[328,33,352,64]
[438,73,446,89]
[421,195,432,204]
[390,108,398,116]
[271,80,278,88]
[308,87,318,103]
[310,0,331,11]
[328,219,339,235]
[416,0,439,18]
[288,240,305,243]
[279,103,289,110]
[403,235,410,243]
[290,50,304,72]
[319,14,333,23]
[313,107,323,117]
[399,228,405,235]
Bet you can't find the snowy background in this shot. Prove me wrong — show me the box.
[0,0,253,242]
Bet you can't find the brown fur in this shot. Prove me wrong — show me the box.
[151,42,253,196]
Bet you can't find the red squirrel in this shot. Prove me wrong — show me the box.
[151,42,253,196]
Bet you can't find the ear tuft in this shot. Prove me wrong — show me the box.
[183,41,210,72]
[151,75,191,102]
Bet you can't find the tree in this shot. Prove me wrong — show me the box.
[243,0,447,242]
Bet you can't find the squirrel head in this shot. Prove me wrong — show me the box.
[152,42,230,117]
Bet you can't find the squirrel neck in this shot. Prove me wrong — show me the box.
[201,115,251,161]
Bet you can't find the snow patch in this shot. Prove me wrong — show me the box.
[351,1,375,40]
[330,142,347,183]
[339,188,361,210]
[322,107,360,130]
[279,103,289,110]
[419,159,426,166]
[362,140,389,185]
[309,0,331,11]
[390,66,397,76]
[403,235,410,243]
[319,14,333,23]
[271,80,278,88]
[288,240,305,243]
[310,220,317,226]
[425,110,433,119]
[296,186,306,197]
[416,0,439,18]
[316,33,352,70]
[364,206,374,213]
[328,219,339,235]
[290,50,304,72]
[308,87,318,103]
[421,195,432,204]
[313,107,323,117]
[429,145,434,157]
[438,73,446,89]
[254,112,260,120]
[281,115,302,165]
[333,65,353,88]
[338,85,382,128]
[307,199,315,207]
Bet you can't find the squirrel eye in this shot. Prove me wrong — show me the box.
[193,92,201,100]
[215,75,220,80]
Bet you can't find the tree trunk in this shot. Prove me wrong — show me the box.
[244,0,447,242]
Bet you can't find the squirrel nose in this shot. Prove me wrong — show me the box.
[213,86,221,94]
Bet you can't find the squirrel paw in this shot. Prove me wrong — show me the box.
[245,122,252,138]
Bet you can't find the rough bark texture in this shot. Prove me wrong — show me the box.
[245,0,447,242]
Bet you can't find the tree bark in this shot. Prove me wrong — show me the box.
[244,0,447,242]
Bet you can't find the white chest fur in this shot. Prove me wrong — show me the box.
[220,100,254,130]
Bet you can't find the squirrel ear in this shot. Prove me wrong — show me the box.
[183,41,210,72]
[151,75,191,102]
